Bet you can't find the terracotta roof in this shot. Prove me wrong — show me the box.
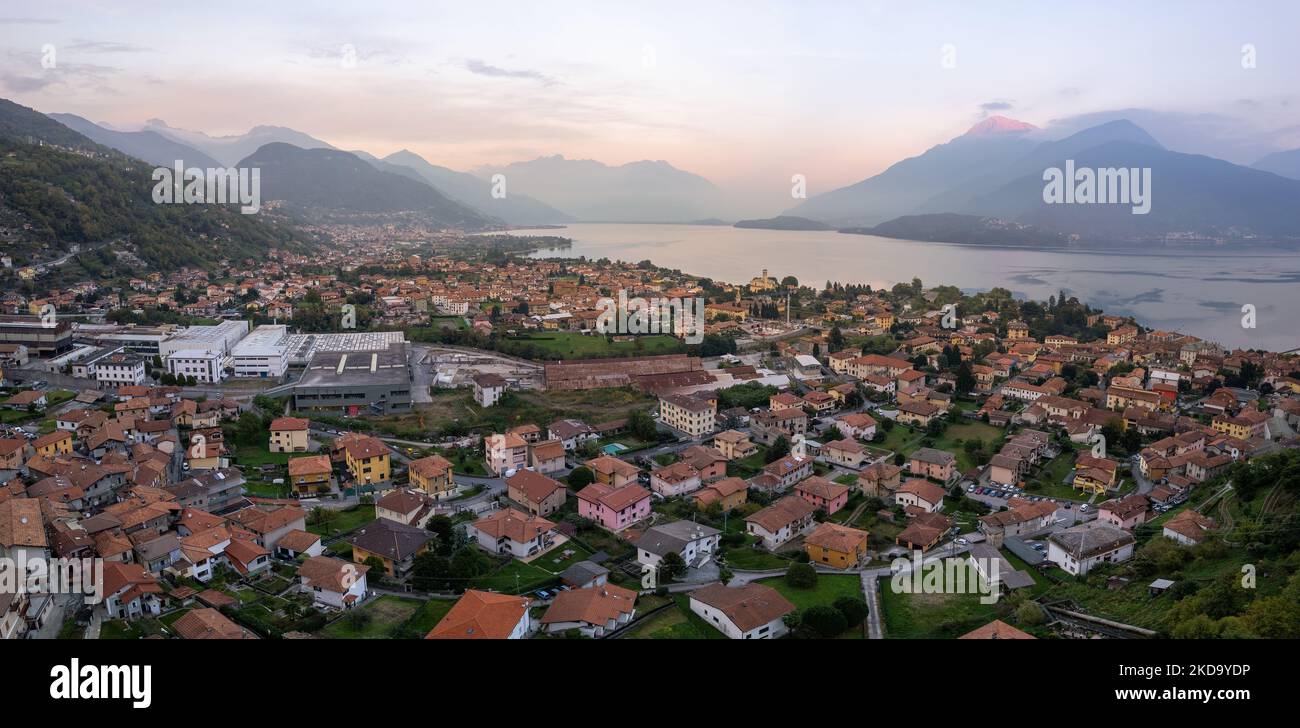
[959,619,1036,640]
[409,454,453,479]
[288,454,332,477]
[172,608,257,639]
[507,470,565,505]
[0,498,45,549]
[269,416,310,432]
[576,482,651,512]
[427,590,531,639]
[744,496,816,533]
[540,584,637,626]
[688,582,795,632]
[276,529,322,553]
[470,507,555,544]
[804,521,868,554]
[297,556,367,594]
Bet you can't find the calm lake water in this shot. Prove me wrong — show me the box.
[517,223,1300,352]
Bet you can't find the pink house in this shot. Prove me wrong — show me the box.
[1097,493,1150,530]
[793,476,850,515]
[576,482,652,532]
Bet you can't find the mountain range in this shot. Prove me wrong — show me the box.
[0,98,309,272]
[473,155,729,223]
[235,143,499,229]
[788,115,1300,243]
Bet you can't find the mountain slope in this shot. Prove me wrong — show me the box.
[0,98,310,271]
[473,154,726,222]
[1252,148,1300,180]
[238,143,499,228]
[50,113,222,169]
[145,120,336,166]
[785,116,1041,226]
[383,149,573,225]
[916,119,1163,215]
[971,141,1300,239]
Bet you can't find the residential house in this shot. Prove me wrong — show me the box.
[506,470,567,517]
[804,522,868,569]
[539,583,637,637]
[576,482,652,532]
[469,508,557,559]
[408,454,456,499]
[744,496,817,550]
[1047,523,1136,576]
[895,479,946,514]
[794,475,850,515]
[693,477,749,511]
[268,417,310,453]
[426,590,532,640]
[636,520,721,571]
[287,455,333,496]
[348,518,433,578]
[909,447,957,482]
[298,556,368,609]
[688,582,795,639]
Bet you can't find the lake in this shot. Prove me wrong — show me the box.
[515,222,1300,352]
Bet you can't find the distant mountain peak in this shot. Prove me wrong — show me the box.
[964,116,1038,137]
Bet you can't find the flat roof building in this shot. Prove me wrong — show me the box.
[289,341,412,415]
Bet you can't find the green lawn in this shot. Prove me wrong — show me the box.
[758,573,867,638]
[405,598,457,635]
[500,331,684,360]
[471,558,557,594]
[234,445,293,467]
[321,595,423,639]
[307,505,376,537]
[622,594,729,639]
[878,569,1002,638]
[721,538,794,569]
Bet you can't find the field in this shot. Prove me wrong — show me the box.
[307,504,375,537]
[499,331,684,359]
[758,573,867,638]
[878,571,1003,639]
[621,594,729,639]
[320,595,431,639]
[377,387,657,441]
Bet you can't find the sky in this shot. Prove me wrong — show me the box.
[2,0,1299,215]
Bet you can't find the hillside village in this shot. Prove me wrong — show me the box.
[3,237,1300,641]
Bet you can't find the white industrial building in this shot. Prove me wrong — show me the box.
[231,325,290,378]
[165,349,225,383]
[160,320,249,383]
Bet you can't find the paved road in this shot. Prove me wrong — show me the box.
[861,572,883,639]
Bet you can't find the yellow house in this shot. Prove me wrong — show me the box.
[269,417,310,453]
[288,454,334,495]
[712,430,757,461]
[32,430,74,457]
[343,435,392,485]
[408,454,456,499]
[1074,454,1118,495]
[584,455,641,487]
[804,522,869,569]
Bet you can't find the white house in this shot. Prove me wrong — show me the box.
[636,521,722,571]
[297,556,368,610]
[688,583,795,639]
[101,562,164,620]
[468,508,557,559]
[1047,523,1136,576]
[165,349,225,383]
[473,373,507,407]
[744,496,817,550]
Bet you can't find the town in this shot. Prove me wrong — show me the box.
[3,233,1298,641]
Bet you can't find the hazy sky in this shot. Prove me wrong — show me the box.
[3,1,1298,215]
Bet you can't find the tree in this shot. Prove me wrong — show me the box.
[955,361,976,394]
[802,605,848,637]
[567,466,595,489]
[658,551,687,582]
[786,562,817,589]
[766,436,790,463]
[426,515,458,556]
[1016,602,1046,627]
[833,596,868,627]
[628,408,659,441]
[362,556,388,580]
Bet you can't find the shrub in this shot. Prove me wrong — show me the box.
[786,562,817,589]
